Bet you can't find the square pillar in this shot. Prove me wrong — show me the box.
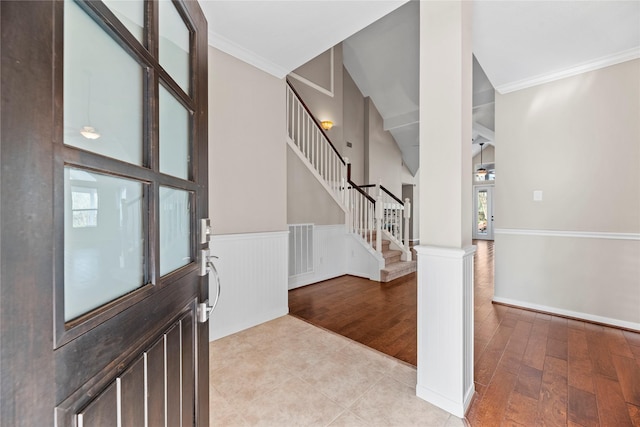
[416,0,475,418]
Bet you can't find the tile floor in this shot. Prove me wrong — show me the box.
[210,315,466,426]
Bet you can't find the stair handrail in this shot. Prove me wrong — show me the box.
[380,185,404,206]
[375,181,411,260]
[345,164,377,250]
[286,79,346,165]
[286,80,349,208]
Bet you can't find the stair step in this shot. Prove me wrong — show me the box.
[380,260,417,283]
[382,249,402,266]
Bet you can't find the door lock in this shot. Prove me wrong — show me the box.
[200,218,212,244]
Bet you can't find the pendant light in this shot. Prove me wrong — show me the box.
[477,142,487,177]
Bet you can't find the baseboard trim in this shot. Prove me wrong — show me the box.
[492,296,640,332]
[416,384,471,419]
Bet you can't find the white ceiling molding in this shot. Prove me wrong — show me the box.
[289,48,334,98]
[384,110,419,131]
[472,122,495,144]
[472,88,495,110]
[495,47,640,94]
[208,30,288,78]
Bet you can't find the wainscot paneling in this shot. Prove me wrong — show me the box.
[208,231,289,341]
[288,224,347,290]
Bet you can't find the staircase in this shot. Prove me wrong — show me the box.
[367,232,416,282]
[286,80,415,283]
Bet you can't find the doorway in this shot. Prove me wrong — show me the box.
[473,185,494,240]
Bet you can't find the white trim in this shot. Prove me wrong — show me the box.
[494,228,640,241]
[211,230,289,242]
[414,244,476,258]
[492,296,640,332]
[416,384,472,419]
[208,31,289,79]
[496,47,640,94]
[289,47,335,97]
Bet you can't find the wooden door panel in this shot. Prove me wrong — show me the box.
[166,324,182,426]
[55,274,198,402]
[147,335,166,427]
[0,1,209,425]
[66,307,197,427]
[120,357,145,427]
[77,382,118,427]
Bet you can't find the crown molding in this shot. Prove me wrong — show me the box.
[208,30,289,79]
[495,47,640,94]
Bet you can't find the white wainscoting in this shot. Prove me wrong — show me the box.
[208,231,289,341]
[288,225,347,290]
[415,245,476,418]
[494,229,640,331]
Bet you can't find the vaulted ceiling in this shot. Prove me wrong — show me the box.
[201,0,640,175]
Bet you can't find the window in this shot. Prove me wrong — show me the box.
[71,186,98,228]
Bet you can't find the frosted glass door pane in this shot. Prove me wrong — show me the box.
[160,187,191,276]
[103,0,144,43]
[64,0,143,165]
[64,168,144,321]
[159,86,190,179]
[159,0,190,93]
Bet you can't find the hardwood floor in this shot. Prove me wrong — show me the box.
[288,240,640,426]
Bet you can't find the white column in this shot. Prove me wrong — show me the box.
[416,0,475,418]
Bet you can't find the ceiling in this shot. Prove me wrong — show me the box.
[202,0,640,175]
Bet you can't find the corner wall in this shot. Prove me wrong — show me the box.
[494,59,640,329]
[208,46,288,340]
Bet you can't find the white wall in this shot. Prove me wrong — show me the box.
[208,46,289,340]
[494,59,640,329]
[288,224,346,289]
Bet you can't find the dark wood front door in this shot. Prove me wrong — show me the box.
[1,1,209,425]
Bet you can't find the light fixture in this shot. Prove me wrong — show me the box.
[477,142,487,177]
[320,120,333,131]
[80,126,101,140]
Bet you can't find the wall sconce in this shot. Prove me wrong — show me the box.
[321,120,334,131]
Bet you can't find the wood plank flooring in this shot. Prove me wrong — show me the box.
[288,240,640,426]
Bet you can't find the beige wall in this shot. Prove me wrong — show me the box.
[343,67,365,184]
[494,59,640,327]
[208,47,287,235]
[289,45,345,156]
[366,97,411,196]
[287,149,345,225]
[496,60,639,232]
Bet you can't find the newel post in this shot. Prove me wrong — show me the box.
[404,198,411,260]
[344,158,350,231]
[376,194,383,253]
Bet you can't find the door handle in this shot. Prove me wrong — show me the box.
[197,250,221,323]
